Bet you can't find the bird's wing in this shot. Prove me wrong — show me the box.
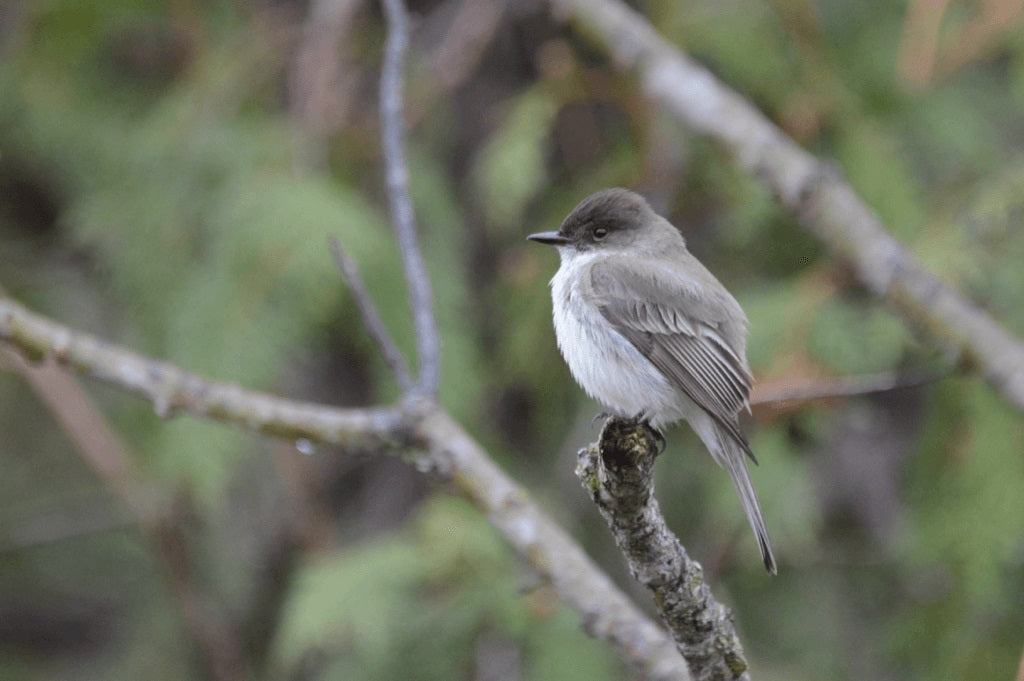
[588,256,756,462]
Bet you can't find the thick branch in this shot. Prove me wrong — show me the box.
[549,0,1024,413]
[578,419,749,681]
[380,0,441,397]
[423,409,691,680]
[0,296,690,681]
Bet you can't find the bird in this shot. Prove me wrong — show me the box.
[528,187,776,574]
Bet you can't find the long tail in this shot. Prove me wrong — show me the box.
[714,423,777,574]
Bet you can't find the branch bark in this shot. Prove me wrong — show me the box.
[548,0,1024,414]
[0,296,691,681]
[380,0,441,397]
[578,419,750,681]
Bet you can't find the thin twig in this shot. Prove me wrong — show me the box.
[328,236,414,392]
[380,0,441,397]
[0,296,690,680]
[548,0,1024,414]
[428,0,505,92]
[751,370,945,405]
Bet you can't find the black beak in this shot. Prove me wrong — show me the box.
[527,231,570,246]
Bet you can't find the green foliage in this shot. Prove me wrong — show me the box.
[809,295,909,374]
[1,16,407,496]
[736,280,799,371]
[955,163,1024,336]
[747,426,820,556]
[834,118,926,241]
[891,383,1024,680]
[3,0,1024,679]
[664,0,798,111]
[472,89,559,235]
[272,496,623,681]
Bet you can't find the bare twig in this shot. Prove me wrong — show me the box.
[152,502,248,681]
[548,0,1024,414]
[290,0,365,139]
[428,0,505,92]
[380,0,441,397]
[751,370,944,405]
[896,0,950,88]
[578,419,749,681]
[1,346,136,490]
[0,296,690,681]
[328,236,414,391]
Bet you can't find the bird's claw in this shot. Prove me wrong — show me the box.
[623,412,666,455]
[641,420,666,455]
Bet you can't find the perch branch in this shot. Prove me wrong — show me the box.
[328,236,414,392]
[578,419,750,681]
[549,0,1024,414]
[380,0,441,397]
[0,296,690,681]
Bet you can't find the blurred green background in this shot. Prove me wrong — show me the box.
[1,0,1023,679]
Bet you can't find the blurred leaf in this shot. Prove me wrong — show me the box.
[737,280,800,371]
[272,495,626,681]
[834,118,925,242]
[809,296,907,374]
[274,537,425,672]
[525,608,619,681]
[908,385,1024,602]
[747,426,820,556]
[472,89,559,233]
[666,1,796,111]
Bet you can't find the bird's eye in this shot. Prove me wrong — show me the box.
[593,227,608,240]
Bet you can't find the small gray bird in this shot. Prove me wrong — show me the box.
[528,187,776,574]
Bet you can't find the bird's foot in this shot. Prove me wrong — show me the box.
[637,416,666,455]
[591,411,612,427]
[643,421,667,454]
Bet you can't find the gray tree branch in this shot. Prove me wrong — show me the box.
[549,0,1024,413]
[0,296,691,681]
[578,419,750,681]
[380,0,441,397]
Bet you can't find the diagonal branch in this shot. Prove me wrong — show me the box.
[549,0,1024,414]
[328,236,414,392]
[578,418,750,681]
[380,0,441,397]
[750,369,944,406]
[0,296,690,681]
